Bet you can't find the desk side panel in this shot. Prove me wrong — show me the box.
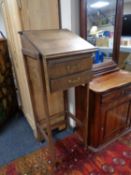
[24,56,65,132]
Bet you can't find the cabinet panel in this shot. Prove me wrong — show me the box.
[26,56,64,122]
[102,102,130,141]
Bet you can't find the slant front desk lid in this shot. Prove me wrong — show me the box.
[20,29,96,59]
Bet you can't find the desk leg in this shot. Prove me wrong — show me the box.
[64,90,69,128]
[75,84,89,148]
[45,109,56,171]
[38,59,56,173]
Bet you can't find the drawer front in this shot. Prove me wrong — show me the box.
[50,70,92,92]
[101,84,131,103]
[47,55,92,79]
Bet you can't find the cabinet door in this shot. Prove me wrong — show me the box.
[102,101,130,142]
[17,0,60,30]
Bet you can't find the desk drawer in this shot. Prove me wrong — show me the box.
[50,70,92,92]
[47,55,92,79]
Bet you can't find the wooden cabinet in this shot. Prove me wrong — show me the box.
[88,70,131,150]
[20,29,96,140]
[0,33,18,125]
[0,0,61,138]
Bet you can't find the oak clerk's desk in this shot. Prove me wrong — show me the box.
[20,29,96,170]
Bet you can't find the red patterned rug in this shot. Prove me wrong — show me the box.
[0,132,131,175]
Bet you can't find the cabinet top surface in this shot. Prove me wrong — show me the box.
[20,29,96,59]
[90,70,131,93]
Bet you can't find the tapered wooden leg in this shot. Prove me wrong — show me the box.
[64,90,69,128]
[38,59,56,173]
[75,84,89,148]
[46,116,56,169]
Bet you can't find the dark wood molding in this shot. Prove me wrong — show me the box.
[79,0,124,76]
[93,60,119,77]
[58,0,62,29]
[80,0,87,38]
[75,84,89,147]
[113,0,124,64]
[88,128,131,152]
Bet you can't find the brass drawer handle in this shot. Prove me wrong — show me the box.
[68,77,80,84]
[67,65,71,71]
[66,64,78,72]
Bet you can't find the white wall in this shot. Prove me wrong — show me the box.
[60,0,80,126]
[71,0,80,34]
[60,0,72,29]
[60,0,80,34]
[0,8,6,36]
